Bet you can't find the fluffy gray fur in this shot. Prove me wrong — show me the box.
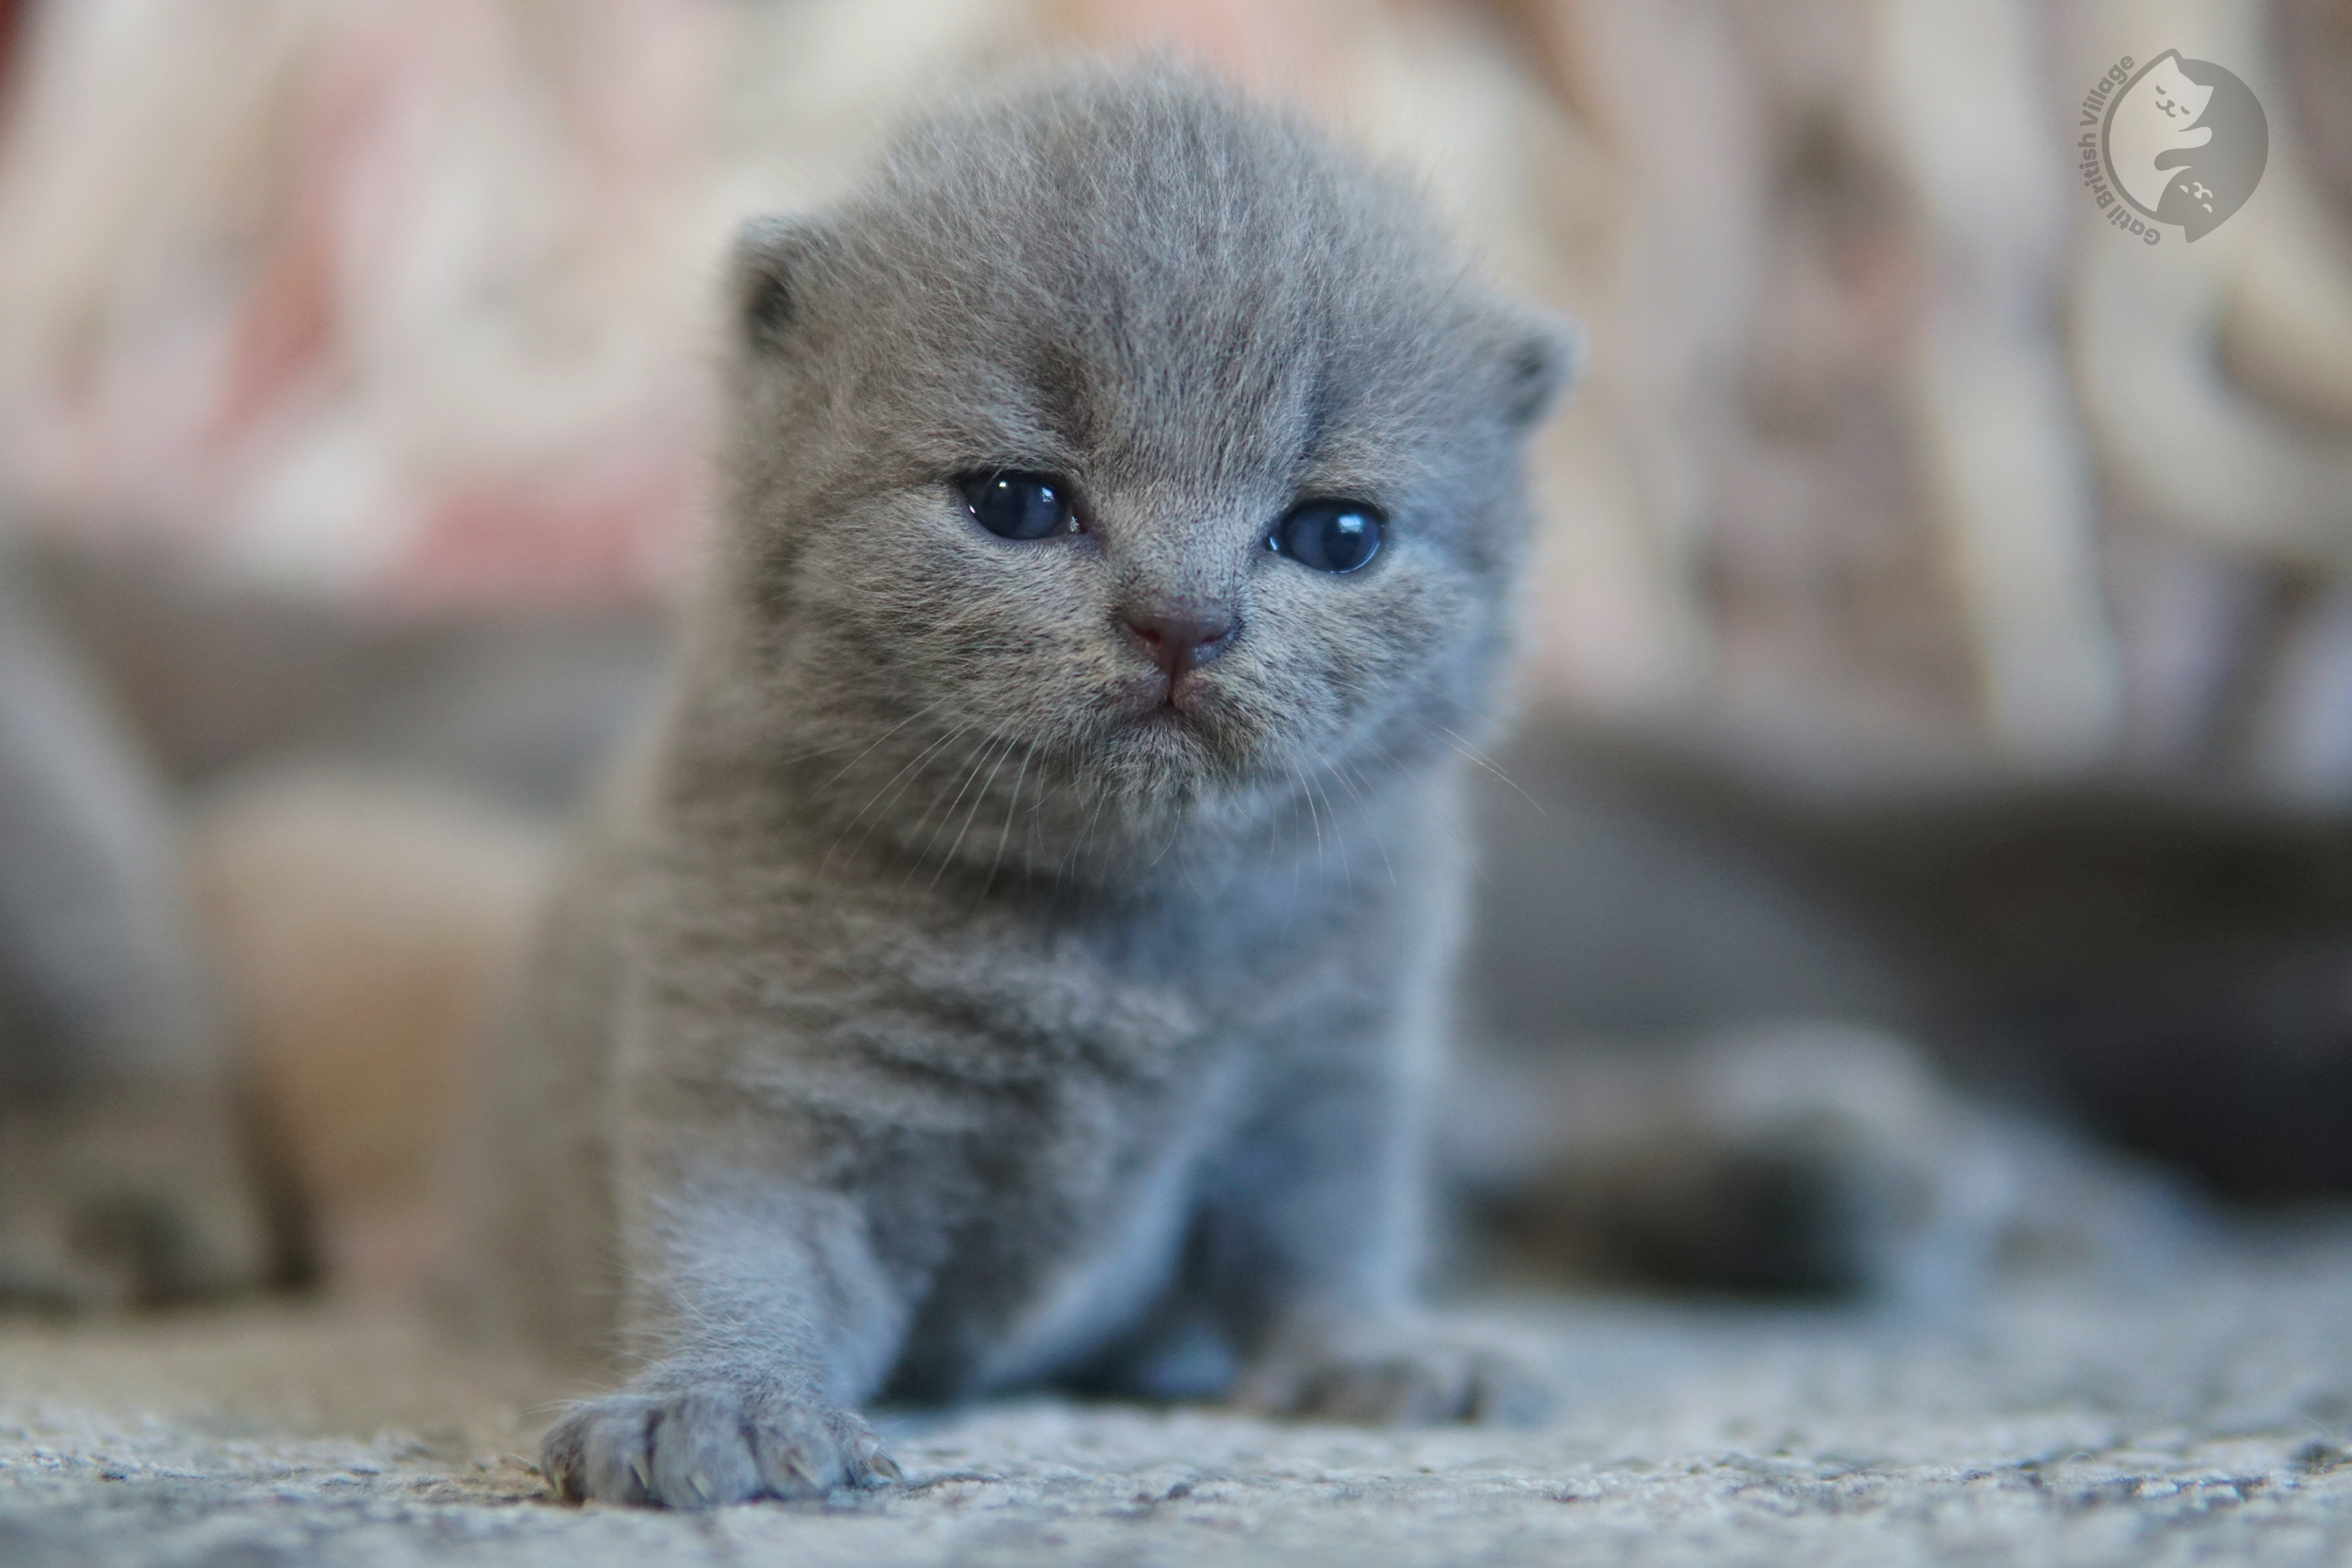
[472,63,1577,1509]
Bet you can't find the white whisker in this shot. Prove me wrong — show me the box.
[1437,725,1544,817]
[931,731,1023,892]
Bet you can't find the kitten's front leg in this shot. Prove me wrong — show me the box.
[1208,1036,1553,1427]
[540,1165,909,1507]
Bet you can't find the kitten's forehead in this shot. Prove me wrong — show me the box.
[838,71,1476,490]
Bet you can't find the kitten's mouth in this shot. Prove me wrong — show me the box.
[1104,671,1224,750]
[1097,664,1261,773]
[1134,670,1212,722]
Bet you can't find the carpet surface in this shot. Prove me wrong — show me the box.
[3,1233,2350,1567]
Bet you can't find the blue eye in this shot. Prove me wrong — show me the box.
[960,472,1078,540]
[1270,502,1383,573]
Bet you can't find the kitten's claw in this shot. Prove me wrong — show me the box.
[1236,1321,1554,1427]
[541,1386,898,1507]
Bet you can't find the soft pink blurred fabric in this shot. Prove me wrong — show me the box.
[0,0,718,608]
[4,0,2350,784]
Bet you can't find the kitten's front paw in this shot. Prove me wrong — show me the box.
[540,1383,900,1508]
[1235,1320,1554,1427]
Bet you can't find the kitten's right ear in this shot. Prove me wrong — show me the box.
[729,214,831,354]
[1489,306,1585,432]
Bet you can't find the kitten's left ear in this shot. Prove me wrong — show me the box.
[1487,306,1585,432]
[729,214,834,355]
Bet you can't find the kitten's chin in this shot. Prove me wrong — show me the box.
[1104,703,1221,776]
[1071,697,1243,819]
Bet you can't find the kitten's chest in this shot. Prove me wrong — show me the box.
[825,886,1372,1390]
[960,1043,1250,1391]
[876,947,1268,1394]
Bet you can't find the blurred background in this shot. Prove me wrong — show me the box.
[0,0,2347,1311]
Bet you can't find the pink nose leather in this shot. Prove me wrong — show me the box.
[1125,604,1238,678]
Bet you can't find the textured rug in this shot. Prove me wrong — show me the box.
[3,1232,2350,1567]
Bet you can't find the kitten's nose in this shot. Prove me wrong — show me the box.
[1124,602,1238,679]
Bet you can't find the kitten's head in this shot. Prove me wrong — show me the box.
[705,66,1576,887]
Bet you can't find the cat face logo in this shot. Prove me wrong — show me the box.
[2096,51,2268,242]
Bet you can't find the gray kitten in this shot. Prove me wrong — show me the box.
[471,64,1575,1508]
